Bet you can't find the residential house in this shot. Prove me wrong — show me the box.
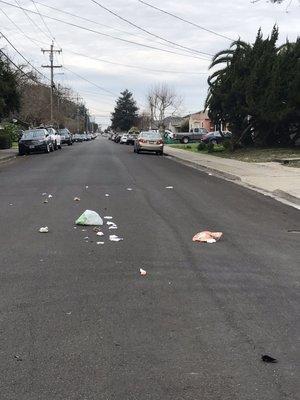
[188,111,214,133]
[162,116,186,133]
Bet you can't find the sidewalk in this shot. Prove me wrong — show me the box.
[165,146,300,207]
[0,148,18,164]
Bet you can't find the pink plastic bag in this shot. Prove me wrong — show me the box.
[193,231,223,243]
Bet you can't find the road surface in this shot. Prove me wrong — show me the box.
[0,138,299,400]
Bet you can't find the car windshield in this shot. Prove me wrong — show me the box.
[22,130,45,140]
[59,129,68,135]
[140,132,161,140]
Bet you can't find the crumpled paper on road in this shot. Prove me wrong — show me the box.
[192,231,223,243]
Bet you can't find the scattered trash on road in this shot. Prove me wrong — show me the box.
[84,236,89,240]
[76,210,103,226]
[14,355,22,361]
[208,173,213,176]
[104,216,113,219]
[126,188,133,191]
[193,231,223,243]
[109,235,123,242]
[9,203,13,206]
[43,199,48,204]
[261,355,277,363]
[66,312,72,315]
[42,192,47,196]
[81,228,86,231]
[93,227,101,232]
[39,227,49,233]
[105,194,110,197]
[97,241,104,245]
[74,197,80,201]
[96,231,104,236]
[107,221,118,230]
[165,186,174,189]
[140,268,147,276]
[48,194,53,198]
[85,185,89,189]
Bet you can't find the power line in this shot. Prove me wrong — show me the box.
[0,48,42,84]
[137,0,235,42]
[33,0,171,47]
[0,0,210,61]
[0,30,49,80]
[90,0,213,57]
[66,50,209,75]
[14,0,49,42]
[0,23,209,76]
[63,66,117,97]
[0,8,44,47]
[33,0,212,56]
[30,0,54,41]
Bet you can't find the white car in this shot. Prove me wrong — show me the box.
[120,134,128,144]
[46,127,61,150]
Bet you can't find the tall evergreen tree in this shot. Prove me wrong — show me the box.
[205,27,300,147]
[0,52,20,120]
[111,90,138,131]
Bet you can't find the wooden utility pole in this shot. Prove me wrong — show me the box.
[41,42,62,122]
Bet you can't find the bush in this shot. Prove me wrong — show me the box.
[197,142,207,151]
[0,134,12,149]
[222,139,233,151]
[186,144,191,149]
[207,142,214,153]
[3,123,19,142]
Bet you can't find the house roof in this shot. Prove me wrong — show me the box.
[163,116,185,126]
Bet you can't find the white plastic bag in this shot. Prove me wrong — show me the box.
[75,210,103,226]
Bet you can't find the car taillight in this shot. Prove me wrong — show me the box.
[139,139,146,143]
[156,140,163,144]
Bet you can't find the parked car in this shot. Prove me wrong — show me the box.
[58,128,73,146]
[127,133,138,145]
[120,133,128,144]
[73,133,82,142]
[45,127,61,149]
[201,131,232,144]
[18,128,54,155]
[86,133,92,140]
[80,133,87,141]
[173,128,208,144]
[114,134,122,143]
[134,131,164,155]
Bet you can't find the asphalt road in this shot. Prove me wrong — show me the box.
[0,138,299,400]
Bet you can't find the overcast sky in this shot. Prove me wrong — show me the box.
[0,0,299,128]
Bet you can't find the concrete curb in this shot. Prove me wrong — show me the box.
[272,190,300,207]
[165,153,241,182]
[165,151,300,209]
[0,152,18,165]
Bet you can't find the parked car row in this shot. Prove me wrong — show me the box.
[201,131,232,144]
[18,126,97,155]
[108,132,139,145]
[168,129,232,144]
[108,130,164,155]
[73,132,96,142]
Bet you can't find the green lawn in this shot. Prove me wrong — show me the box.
[169,143,224,154]
[169,143,300,166]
